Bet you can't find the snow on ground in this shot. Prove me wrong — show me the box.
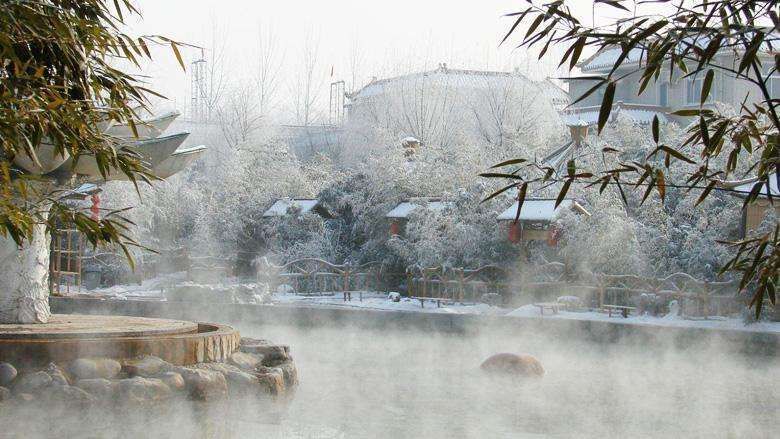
[74,278,780,333]
[506,304,780,334]
[74,272,187,300]
[271,291,506,315]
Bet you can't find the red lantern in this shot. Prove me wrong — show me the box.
[389,220,401,236]
[547,225,561,247]
[508,222,521,243]
[90,193,100,220]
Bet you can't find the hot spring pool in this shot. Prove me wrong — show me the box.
[240,324,778,439]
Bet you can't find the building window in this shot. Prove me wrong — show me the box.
[768,76,780,100]
[686,74,717,105]
[686,77,702,104]
[659,82,669,107]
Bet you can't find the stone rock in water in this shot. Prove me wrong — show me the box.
[69,358,121,380]
[271,361,299,388]
[49,385,95,404]
[225,370,258,390]
[240,338,290,365]
[480,353,545,378]
[254,368,285,396]
[122,356,172,377]
[196,362,272,395]
[179,368,227,401]
[157,372,185,391]
[45,363,70,386]
[76,378,116,399]
[13,371,52,393]
[0,386,10,401]
[117,377,172,403]
[0,363,17,386]
[229,351,262,371]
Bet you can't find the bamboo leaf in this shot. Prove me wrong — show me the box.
[555,179,572,208]
[701,69,714,105]
[171,41,185,71]
[652,115,659,143]
[482,182,517,203]
[514,183,528,224]
[597,81,616,133]
[490,158,527,168]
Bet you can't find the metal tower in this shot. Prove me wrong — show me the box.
[329,80,345,126]
[190,49,208,122]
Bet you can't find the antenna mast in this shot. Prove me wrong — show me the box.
[190,49,208,122]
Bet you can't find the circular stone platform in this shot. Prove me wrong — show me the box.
[0,314,239,368]
[0,314,198,339]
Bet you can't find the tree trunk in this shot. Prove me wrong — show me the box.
[0,207,52,324]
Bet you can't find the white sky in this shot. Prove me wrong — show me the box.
[125,1,632,121]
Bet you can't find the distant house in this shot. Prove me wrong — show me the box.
[386,198,452,236]
[732,176,780,237]
[565,44,778,125]
[262,198,332,219]
[497,198,590,245]
[346,64,569,146]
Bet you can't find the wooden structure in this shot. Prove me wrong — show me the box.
[732,176,779,237]
[49,184,101,295]
[49,227,84,295]
[386,197,451,236]
[256,258,383,301]
[406,264,512,305]
[497,198,590,244]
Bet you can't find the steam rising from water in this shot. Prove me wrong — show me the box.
[5,314,776,438]
[250,324,776,439]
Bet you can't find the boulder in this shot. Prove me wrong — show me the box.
[194,362,241,375]
[69,358,121,380]
[0,386,10,401]
[480,353,545,378]
[45,363,70,386]
[179,368,227,401]
[13,371,52,393]
[272,361,299,388]
[194,362,270,396]
[75,378,116,399]
[254,368,285,396]
[117,377,172,403]
[0,363,17,386]
[48,384,96,404]
[240,338,290,365]
[225,370,258,390]
[229,351,262,371]
[157,372,185,391]
[122,356,172,377]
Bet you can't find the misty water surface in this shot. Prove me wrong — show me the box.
[239,324,778,439]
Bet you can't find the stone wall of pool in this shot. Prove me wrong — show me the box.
[51,298,778,356]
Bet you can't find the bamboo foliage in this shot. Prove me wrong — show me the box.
[483,0,779,317]
[0,0,185,263]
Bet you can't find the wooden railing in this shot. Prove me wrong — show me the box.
[588,272,739,317]
[255,257,740,317]
[405,263,739,317]
[255,257,383,301]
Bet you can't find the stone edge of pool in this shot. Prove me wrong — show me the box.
[51,297,778,355]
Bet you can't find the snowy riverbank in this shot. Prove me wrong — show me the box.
[75,277,780,335]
